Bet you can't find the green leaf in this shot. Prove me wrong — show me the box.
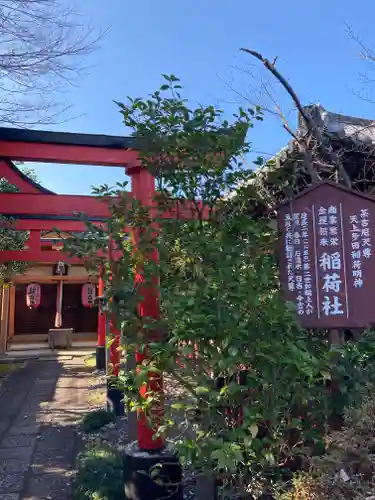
[228,346,239,357]
[320,371,331,380]
[249,423,258,438]
[195,386,210,395]
[171,403,185,410]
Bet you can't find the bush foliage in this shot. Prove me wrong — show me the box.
[73,445,123,500]
[65,76,375,496]
[0,178,28,283]
[81,409,116,433]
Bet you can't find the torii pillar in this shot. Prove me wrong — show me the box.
[122,164,183,500]
[96,270,106,369]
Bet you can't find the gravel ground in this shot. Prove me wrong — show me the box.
[82,370,200,500]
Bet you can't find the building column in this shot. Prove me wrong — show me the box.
[54,280,63,328]
[8,286,15,340]
[0,287,10,354]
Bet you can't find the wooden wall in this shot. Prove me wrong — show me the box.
[14,265,98,283]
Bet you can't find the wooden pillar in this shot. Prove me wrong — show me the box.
[8,286,15,339]
[106,244,124,416]
[96,271,106,369]
[128,165,164,451]
[54,280,63,328]
[97,273,106,348]
[27,231,40,251]
[328,328,343,430]
[0,287,10,354]
[0,287,3,354]
[108,243,121,377]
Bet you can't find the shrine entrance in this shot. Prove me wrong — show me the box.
[12,281,98,342]
[14,283,57,335]
[62,283,98,333]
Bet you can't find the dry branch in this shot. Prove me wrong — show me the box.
[0,0,107,126]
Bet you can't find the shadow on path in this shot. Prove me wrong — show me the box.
[0,358,94,500]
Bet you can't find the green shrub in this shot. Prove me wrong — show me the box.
[0,363,21,375]
[81,409,116,433]
[74,445,124,500]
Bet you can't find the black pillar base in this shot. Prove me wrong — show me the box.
[123,441,184,500]
[107,385,124,417]
[95,345,106,370]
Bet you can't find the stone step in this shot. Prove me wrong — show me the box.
[8,341,96,351]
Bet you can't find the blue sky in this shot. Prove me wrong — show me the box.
[29,0,375,194]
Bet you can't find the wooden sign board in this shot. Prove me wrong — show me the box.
[277,182,375,329]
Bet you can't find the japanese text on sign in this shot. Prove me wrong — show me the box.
[348,209,372,289]
[314,204,348,318]
[283,211,314,316]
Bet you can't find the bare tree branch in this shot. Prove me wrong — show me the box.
[239,48,312,130]
[239,47,326,184]
[0,0,108,126]
[234,48,360,192]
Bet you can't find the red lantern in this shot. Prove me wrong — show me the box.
[82,283,96,307]
[26,283,41,308]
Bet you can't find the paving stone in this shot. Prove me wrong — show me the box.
[0,459,29,474]
[25,472,73,499]
[0,358,95,500]
[7,426,40,436]
[0,448,34,461]
[0,422,10,441]
[0,436,38,449]
[34,429,74,448]
[31,449,74,474]
[12,419,40,428]
[0,494,20,500]
[0,474,24,493]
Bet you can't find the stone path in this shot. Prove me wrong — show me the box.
[0,357,94,500]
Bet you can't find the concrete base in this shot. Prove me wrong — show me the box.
[107,385,124,417]
[96,345,106,370]
[123,441,183,500]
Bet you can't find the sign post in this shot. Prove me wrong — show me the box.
[278,181,375,329]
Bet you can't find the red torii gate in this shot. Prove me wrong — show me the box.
[0,127,206,461]
[0,127,138,386]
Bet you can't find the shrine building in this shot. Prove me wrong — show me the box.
[0,159,101,352]
[0,126,139,357]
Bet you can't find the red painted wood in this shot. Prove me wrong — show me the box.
[8,220,106,231]
[0,250,82,263]
[0,247,122,263]
[109,319,120,377]
[131,166,164,451]
[97,273,106,348]
[0,159,46,193]
[27,231,41,250]
[107,242,121,376]
[0,194,207,222]
[0,140,139,166]
[0,193,113,217]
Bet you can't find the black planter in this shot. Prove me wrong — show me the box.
[123,441,183,500]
